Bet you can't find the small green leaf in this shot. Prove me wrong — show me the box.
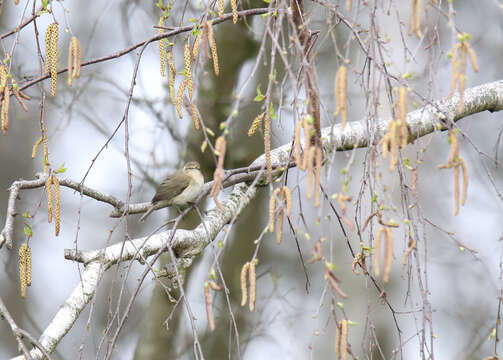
[56,162,67,174]
[254,85,265,102]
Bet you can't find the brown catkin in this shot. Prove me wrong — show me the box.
[190,103,200,130]
[192,31,202,61]
[240,262,250,307]
[276,208,284,244]
[73,36,82,78]
[335,66,348,130]
[383,227,393,283]
[167,51,176,105]
[53,176,61,236]
[249,261,256,311]
[283,186,292,216]
[459,157,468,206]
[43,135,49,174]
[68,36,82,86]
[32,137,43,159]
[204,282,215,331]
[231,0,238,23]
[294,119,304,169]
[466,45,479,73]
[374,227,384,278]
[184,43,193,100]
[341,320,348,360]
[453,163,460,216]
[314,146,322,207]
[335,322,342,359]
[306,146,316,200]
[46,175,53,223]
[207,22,219,76]
[158,17,166,77]
[176,78,187,118]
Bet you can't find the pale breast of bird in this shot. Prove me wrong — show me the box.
[171,168,205,205]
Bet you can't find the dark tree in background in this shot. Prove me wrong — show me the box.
[0,1,502,359]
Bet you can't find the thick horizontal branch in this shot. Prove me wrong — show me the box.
[10,80,503,360]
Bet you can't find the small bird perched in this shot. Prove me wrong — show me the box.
[140,161,204,222]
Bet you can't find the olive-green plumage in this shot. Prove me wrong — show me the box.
[140,161,204,222]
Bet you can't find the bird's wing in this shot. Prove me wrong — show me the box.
[151,173,190,203]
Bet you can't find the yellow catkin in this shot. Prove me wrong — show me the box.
[190,103,200,130]
[217,0,224,18]
[231,0,238,23]
[192,32,202,61]
[335,66,348,130]
[176,78,187,118]
[335,322,342,359]
[45,23,58,96]
[269,191,277,232]
[32,137,43,159]
[1,86,9,135]
[248,112,264,136]
[167,51,176,104]
[306,146,316,200]
[184,43,193,100]
[240,262,250,307]
[249,261,256,311]
[264,113,272,182]
[158,17,166,77]
[374,227,384,278]
[314,146,322,208]
[204,282,215,331]
[341,320,348,360]
[207,22,219,76]
[19,245,26,298]
[25,244,32,287]
[0,65,7,93]
[346,0,352,11]
[459,157,468,206]
[383,227,393,283]
[19,243,31,298]
[53,176,61,236]
[283,186,292,216]
[46,175,53,223]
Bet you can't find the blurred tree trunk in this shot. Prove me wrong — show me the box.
[134,2,267,358]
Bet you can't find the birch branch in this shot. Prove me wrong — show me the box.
[8,80,503,360]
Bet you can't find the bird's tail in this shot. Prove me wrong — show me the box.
[139,206,155,222]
